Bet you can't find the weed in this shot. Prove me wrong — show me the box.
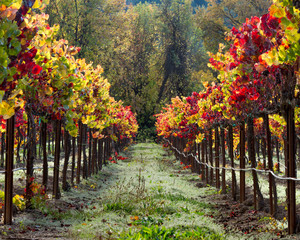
[0,190,25,211]
[19,220,26,231]
[132,216,164,227]
[120,225,224,240]
[105,202,134,214]
[154,193,214,210]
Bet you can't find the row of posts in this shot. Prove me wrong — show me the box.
[3,118,131,225]
[169,112,297,234]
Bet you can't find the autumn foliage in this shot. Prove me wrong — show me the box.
[156,0,299,149]
[0,0,138,142]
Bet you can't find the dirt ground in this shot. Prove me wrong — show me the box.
[0,144,298,239]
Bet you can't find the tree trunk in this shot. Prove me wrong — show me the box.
[62,130,71,191]
[82,125,88,179]
[4,116,15,225]
[48,131,51,154]
[264,114,277,216]
[255,137,260,161]
[0,132,5,168]
[240,122,246,203]
[209,130,214,185]
[53,120,61,199]
[201,140,205,181]
[41,121,48,189]
[205,137,209,185]
[25,107,36,207]
[285,105,296,234]
[88,128,92,177]
[92,135,97,175]
[76,122,83,184]
[215,127,220,188]
[262,138,266,169]
[229,125,237,200]
[248,117,265,210]
[16,127,21,164]
[98,139,103,171]
[71,137,76,186]
[221,128,226,193]
[275,138,280,173]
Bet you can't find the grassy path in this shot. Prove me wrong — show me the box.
[66,142,225,239]
[2,143,277,239]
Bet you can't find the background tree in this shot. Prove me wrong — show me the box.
[46,0,274,140]
[156,0,193,104]
[194,0,272,53]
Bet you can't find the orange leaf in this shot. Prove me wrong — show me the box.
[0,5,7,12]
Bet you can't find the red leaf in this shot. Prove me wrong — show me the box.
[32,65,42,75]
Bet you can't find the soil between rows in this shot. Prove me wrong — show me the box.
[0,143,293,239]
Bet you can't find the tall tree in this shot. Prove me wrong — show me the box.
[107,4,159,139]
[194,0,272,53]
[157,0,193,104]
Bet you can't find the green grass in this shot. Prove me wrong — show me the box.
[120,225,223,240]
[6,143,281,240]
[62,143,227,239]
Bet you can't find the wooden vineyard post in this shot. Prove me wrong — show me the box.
[53,120,61,199]
[25,108,35,207]
[201,140,205,181]
[287,105,296,234]
[184,138,187,164]
[229,125,236,200]
[205,136,209,185]
[240,122,246,203]
[103,138,107,165]
[4,116,15,225]
[215,127,220,189]
[41,121,48,189]
[180,138,185,164]
[197,143,201,175]
[51,131,54,154]
[247,117,257,209]
[194,142,197,173]
[209,130,214,185]
[94,138,99,173]
[221,127,226,194]
[1,132,5,168]
[107,138,110,164]
[177,137,180,160]
[275,139,280,173]
[262,138,266,170]
[76,122,83,184]
[88,129,92,177]
[71,137,76,186]
[62,130,71,191]
[264,114,275,216]
[92,135,97,175]
[191,142,196,173]
[179,137,183,164]
[173,137,177,160]
[109,138,112,158]
[98,138,103,171]
[82,125,88,179]
[284,138,288,177]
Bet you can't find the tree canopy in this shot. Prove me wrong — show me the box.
[46,0,272,140]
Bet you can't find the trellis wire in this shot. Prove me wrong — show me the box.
[164,138,300,182]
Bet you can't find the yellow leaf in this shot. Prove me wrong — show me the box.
[0,101,15,119]
[45,86,53,95]
[10,0,22,10]
[269,4,285,18]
